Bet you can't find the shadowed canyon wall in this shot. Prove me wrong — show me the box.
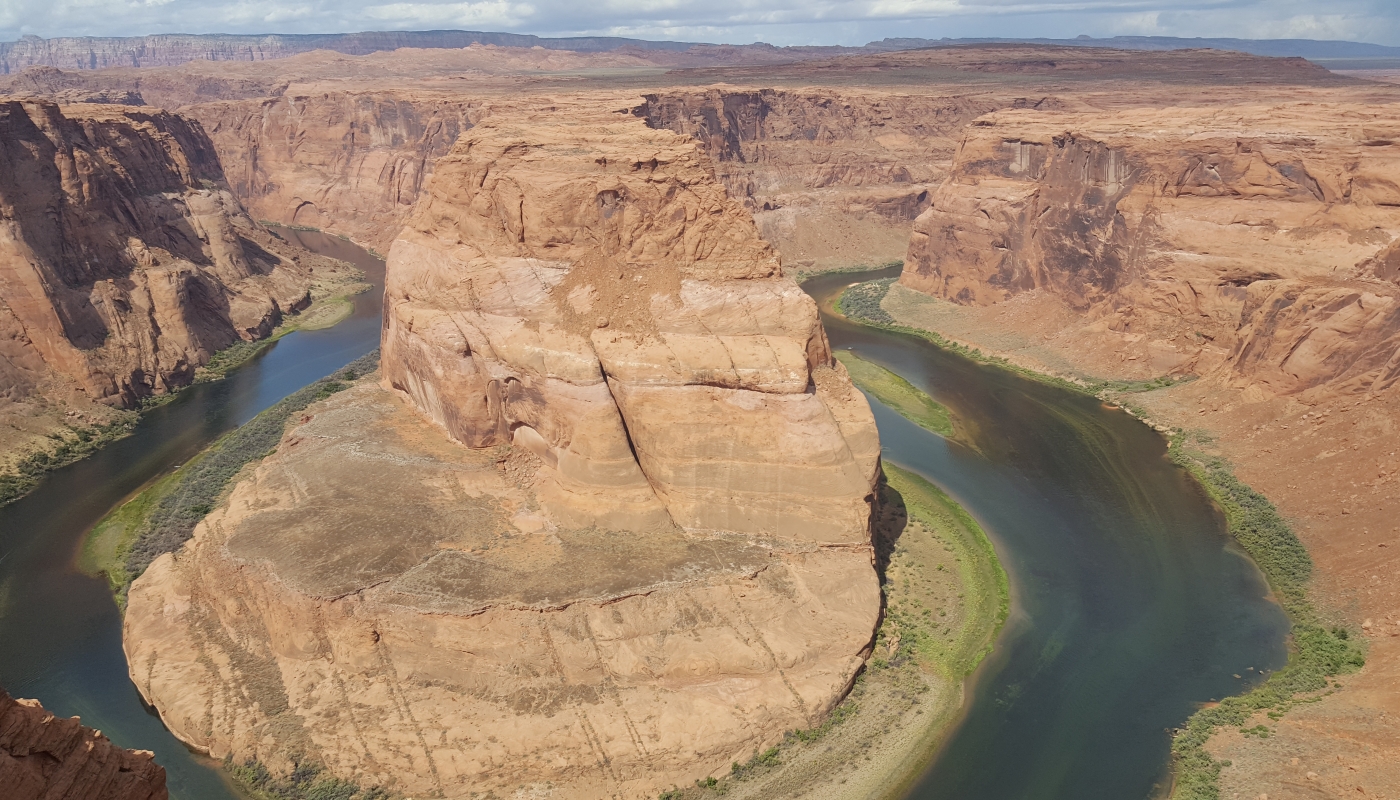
[0,689,168,800]
[192,92,478,253]
[903,104,1400,397]
[123,110,883,800]
[0,99,318,409]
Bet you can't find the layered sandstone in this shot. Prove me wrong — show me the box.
[636,89,997,271]
[381,112,881,538]
[883,95,1400,798]
[0,99,328,408]
[0,689,167,800]
[125,111,882,799]
[192,91,479,253]
[903,103,1400,397]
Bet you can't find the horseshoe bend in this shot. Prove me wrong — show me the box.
[0,29,1399,800]
[122,113,885,799]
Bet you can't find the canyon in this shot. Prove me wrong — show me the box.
[2,36,1399,800]
[887,80,1400,798]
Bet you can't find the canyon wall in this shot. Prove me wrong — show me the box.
[188,92,478,253]
[637,88,1010,269]
[0,689,168,800]
[0,98,321,408]
[124,110,882,800]
[903,104,1400,397]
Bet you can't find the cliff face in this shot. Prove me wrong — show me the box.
[0,689,168,800]
[124,111,882,799]
[0,99,318,407]
[902,104,1400,396]
[190,92,477,253]
[637,88,1009,270]
[382,112,881,539]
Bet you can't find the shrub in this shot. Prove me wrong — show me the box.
[113,352,379,592]
[1167,435,1364,799]
[224,755,390,800]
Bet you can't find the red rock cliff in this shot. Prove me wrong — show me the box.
[0,99,315,407]
[902,104,1400,396]
[0,689,167,800]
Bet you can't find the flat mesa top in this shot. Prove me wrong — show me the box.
[222,384,778,609]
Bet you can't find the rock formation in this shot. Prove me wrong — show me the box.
[123,111,882,799]
[0,98,326,408]
[32,41,1391,798]
[903,103,1400,397]
[192,92,478,253]
[0,689,167,800]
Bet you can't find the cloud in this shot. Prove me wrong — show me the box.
[2,0,1399,47]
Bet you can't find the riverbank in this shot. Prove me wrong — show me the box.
[0,413,138,508]
[0,227,389,800]
[658,465,1008,800]
[838,277,1190,420]
[838,276,1379,799]
[834,351,955,439]
[0,234,367,510]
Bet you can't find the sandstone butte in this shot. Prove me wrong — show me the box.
[0,688,168,800]
[0,97,355,472]
[5,41,1400,798]
[122,111,884,799]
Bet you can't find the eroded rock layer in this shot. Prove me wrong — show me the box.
[903,104,1400,397]
[0,689,167,800]
[125,111,882,799]
[0,98,320,407]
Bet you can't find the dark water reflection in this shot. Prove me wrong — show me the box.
[0,230,383,800]
[802,269,1290,800]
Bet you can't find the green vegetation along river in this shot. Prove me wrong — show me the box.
[803,268,1291,800]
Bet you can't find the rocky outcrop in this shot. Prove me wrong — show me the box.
[0,689,167,800]
[191,92,478,253]
[125,111,882,799]
[902,103,1400,396]
[636,88,1011,270]
[382,112,881,538]
[0,99,324,407]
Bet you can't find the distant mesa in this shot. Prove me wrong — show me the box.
[5,28,1400,74]
[0,688,168,800]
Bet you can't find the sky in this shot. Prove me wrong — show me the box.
[3,0,1400,48]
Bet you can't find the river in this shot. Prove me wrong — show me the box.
[0,230,384,800]
[0,244,1288,800]
[803,268,1290,800]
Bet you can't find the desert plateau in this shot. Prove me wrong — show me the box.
[0,16,1398,800]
